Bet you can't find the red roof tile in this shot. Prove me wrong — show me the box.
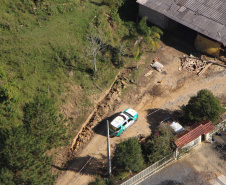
[202,121,215,134]
[175,121,215,148]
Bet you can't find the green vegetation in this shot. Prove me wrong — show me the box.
[88,176,113,185]
[0,0,163,183]
[182,89,224,123]
[112,137,145,172]
[91,128,175,184]
[142,127,176,164]
[0,95,70,184]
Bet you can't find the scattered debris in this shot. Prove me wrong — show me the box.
[181,55,226,76]
[180,55,208,73]
[144,70,153,77]
[151,58,164,72]
[130,79,136,84]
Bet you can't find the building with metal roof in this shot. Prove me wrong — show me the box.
[137,0,226,46]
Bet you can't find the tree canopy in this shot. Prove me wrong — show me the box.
[143,127,175,164]
[0,95,70,184]
[182,89,223,123]
[112,137,144,172]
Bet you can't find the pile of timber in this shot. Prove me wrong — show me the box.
[180,55,208,73]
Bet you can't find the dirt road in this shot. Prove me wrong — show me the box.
[55,42,226,185]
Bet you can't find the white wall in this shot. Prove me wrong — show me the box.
[139,4,168,29]
[182,136,201,149]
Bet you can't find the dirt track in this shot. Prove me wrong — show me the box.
[55,40,226,185]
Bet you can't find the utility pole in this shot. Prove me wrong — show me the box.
[107,120,112,176]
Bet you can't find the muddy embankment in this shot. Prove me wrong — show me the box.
[70,68,133,152]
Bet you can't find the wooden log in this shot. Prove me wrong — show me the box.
[207,61,226,68]
[197,63,213,76]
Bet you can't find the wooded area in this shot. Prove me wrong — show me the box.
[0,0,163,183]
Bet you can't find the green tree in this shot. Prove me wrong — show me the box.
[0,95,70,184]
[112,137,144,172]
[133,17,163,63]
[182,89,223,123]
[23,95,69,149]
[0,126,55,185]
[143,127,175,164]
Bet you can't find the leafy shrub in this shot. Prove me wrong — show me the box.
[143,127,175,164]
[112,137,144,172]
[116,170,130,180]
[89,176,114,185]
[182,89,224,123]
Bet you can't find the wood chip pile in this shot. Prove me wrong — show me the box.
[180,55,207,73]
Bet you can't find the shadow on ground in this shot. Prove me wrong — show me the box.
[93,112,120,137]
[212,131,226,161]
[161,25,198,56]
[146,108,182,130]
[157,180,185,185]
[52,154,107,176]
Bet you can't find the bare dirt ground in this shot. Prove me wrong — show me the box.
[55,35,226,185]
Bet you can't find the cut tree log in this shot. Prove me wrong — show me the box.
[207,61,226,68]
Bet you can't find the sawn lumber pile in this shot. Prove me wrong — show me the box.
[180,55,208,73]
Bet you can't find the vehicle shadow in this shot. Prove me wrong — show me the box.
[93,112,120,137]
[146,108,182,131]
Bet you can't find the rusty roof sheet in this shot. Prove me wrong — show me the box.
[137,0,226,45]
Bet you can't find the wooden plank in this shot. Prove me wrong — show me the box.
[197,63,213,76]
[145,70,153,77]
[207,61,226,68]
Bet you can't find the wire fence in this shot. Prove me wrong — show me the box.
[121,152,175,185]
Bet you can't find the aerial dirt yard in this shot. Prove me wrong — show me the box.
[55,37,226,185]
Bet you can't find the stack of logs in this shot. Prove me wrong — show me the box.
[180,55,208,73]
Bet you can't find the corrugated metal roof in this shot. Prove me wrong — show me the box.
[137,0,226,45]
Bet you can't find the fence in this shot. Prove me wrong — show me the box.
[209,119,226,136]
[121,152,175,185]
[120,119,226,185]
